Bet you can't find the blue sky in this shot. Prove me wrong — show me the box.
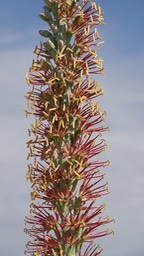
[0,1,144,256]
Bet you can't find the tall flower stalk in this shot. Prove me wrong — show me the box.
[24,0,114,255]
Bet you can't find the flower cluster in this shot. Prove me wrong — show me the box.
[24,0,114,255]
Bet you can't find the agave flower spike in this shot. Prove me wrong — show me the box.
[24,0,114,255]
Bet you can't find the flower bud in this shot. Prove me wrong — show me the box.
[39,30,51,38]
[44,39,56,51]
[59,18,68,32]
[43,6,52,20]
[58,39,64,50]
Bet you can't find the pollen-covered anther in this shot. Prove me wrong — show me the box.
[52,114,58,124]
[31,191,38,200]
[25,1,112,254]
[58,119,65,129]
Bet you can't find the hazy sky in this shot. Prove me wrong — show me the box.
[0,1,144,256]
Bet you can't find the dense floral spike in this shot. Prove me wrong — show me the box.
[25,0,114,255]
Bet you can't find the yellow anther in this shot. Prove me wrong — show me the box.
[30,146,33,157]
[98,4,101,14]
[72,120,75,129]
[26,139,32,147]
[49,125,52,133]
[107,216,111,222]
[34,148,41,153]
[75,59,83,64]
[73,169,80,177]
[80,96,85,109]
[49,107,57,111]
[61,119,65,128]
[92,32,96,42]
[25,72,30,85]
[84,27,88,36]
[90,101,94,111]
[92,2,97,9]
[59,245,63,256]
[48,169,53,179]
[74,159,82,166]
[35,71,44,79]
[91,49,97,58]
[45,101,48,109]
[73,58,76,69]
[31,191,37,200]
[56,52,66,59]
[55,165,60,172]
[53,96,58,107]
[103,202,106,210]
[97,41,104,46]
[69,165,73,174]
[100,87,104,94]
[42,111,49,118]
[52,114,58,124]
[87,25,90,34]
[66,159,73,165]
[105,142,108,150]
[35,119,40,128]
[65,114,69,122]
[46,78,56,84]
[61,45,66,54]
[52,249,57,256]
[78,69,83,88]
[68,70,74,76]
[24,109,31,117]
[35,252,40,256]
[52,161,56,169]
[26,173,30,181]
[46,149,51,154]
[67,47,73,53]
[90,15,94,23]
[27,153,30,160]
[85,62,89,75]
[95,28,99,38]
[81,220,86,226]
[58,120,62,130]
[63,104,66,111]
